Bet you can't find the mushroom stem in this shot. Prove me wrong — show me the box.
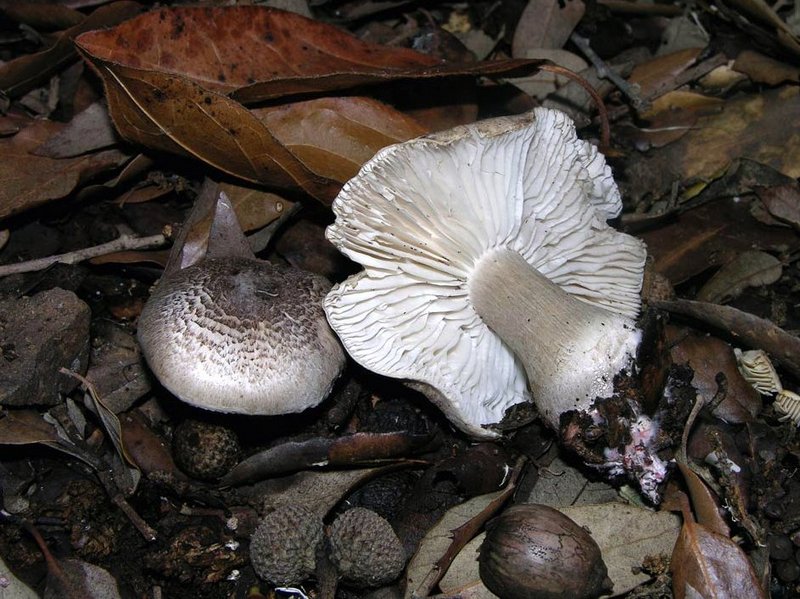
[469,248,641,429]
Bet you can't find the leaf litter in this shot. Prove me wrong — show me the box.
[1,1,800,598]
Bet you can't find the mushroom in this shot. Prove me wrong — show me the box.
[137,189,345,415]
[324,108,646,438]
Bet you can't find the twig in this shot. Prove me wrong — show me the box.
[0,233,167,277]
[570,32,649,111]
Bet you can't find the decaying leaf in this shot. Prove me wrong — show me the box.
[696,250,782,304]
[43,558,122,599]
[33,101,119,158]
[244,467,397,520]
[639,197,800,285]
[405,465,522,599]
[668,329,763,423]
[676,463,730,537]
[0,119,128,221]
[671,497,765,599]
[626,86,800,202]
[755,182,800,230]
[511,0,585,57]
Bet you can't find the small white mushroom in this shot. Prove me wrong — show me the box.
[138,192,345,415]
[324,108,646,438]
[734,348,783,395]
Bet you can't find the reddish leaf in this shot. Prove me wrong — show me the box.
[75,6,545,104]
[676,463,730,537]
[75,5,440,94]
[671,518,765,599]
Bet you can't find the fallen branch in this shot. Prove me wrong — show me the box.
[0,233,167,277]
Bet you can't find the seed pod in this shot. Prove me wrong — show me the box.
[250,505,323,586]
[328,507,406,587]
[479,504,612,599]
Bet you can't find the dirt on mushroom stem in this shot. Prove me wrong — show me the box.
[468,248,669,501]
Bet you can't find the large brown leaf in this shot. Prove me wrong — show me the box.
[75,6,440,95]
[79,60,341,200]
[75,6,545,104]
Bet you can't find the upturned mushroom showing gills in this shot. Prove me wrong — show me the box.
[325,108,666,498]
[138,190,345,415]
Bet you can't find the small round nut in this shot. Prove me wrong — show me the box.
[479,504,612,599]
[328,507,406,587]
[172,419,240,480]
[250,504,323,585]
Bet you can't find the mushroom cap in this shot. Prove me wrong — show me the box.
[324,108,646,437]
[138,257,345,415]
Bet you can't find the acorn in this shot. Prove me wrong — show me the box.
[328,507,406,587]
[479,504,612,599]
[172,419,240,480]
[250,504,323,586]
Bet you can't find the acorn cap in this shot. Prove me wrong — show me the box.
[250,504,323,585]
[328,507,406,587]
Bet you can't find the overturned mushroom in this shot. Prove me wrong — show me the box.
[138,189,345,415]
[325,108,665,496]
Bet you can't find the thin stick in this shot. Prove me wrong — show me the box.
[570,32,649,111]
[0,233,167,277]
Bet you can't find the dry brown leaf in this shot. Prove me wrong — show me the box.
[33,101,118,158]
[75,5,440,95]
[639,197,800,285]
[734,50,800,85]
[671,514,765,599]
[511,0,585,57]
[0,119,128,221]
[676,463,730,537]
[253,97,427,182]
[668,331,762,423]
[626,87,800,201]
[696,250,782,304]
[628,48,703,99]
[755,183,800,229]
[0,409,59,445]
[0,1,143,98]
[78,60,340,201]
